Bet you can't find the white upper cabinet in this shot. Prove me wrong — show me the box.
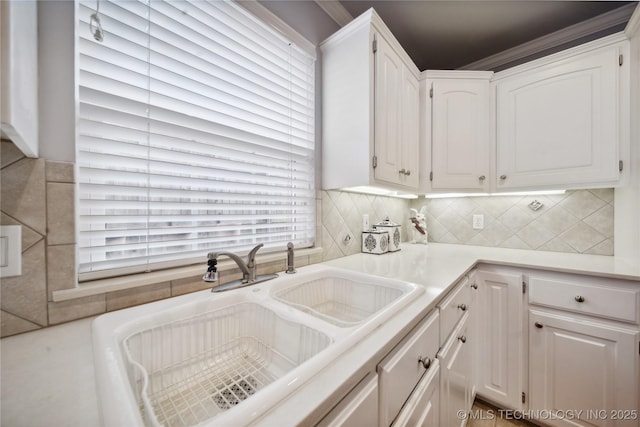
[0,0,39,157]
[426,71,492,192]
[321,9,421,192]
[494,35,630,191]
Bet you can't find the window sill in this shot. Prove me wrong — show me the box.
[52,247,323,302]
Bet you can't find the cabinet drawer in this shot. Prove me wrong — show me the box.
[528,273,640,324]
[317,372,378,427]
[392,359,440,427]
[438,275,472,345]
[378,310,439,427]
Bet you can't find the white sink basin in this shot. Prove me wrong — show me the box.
[271,273,415,327]
[93,265,424,427]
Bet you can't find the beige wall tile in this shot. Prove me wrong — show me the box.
[1,140,25,168]
[0,158,47,234]
[45,161,75,183]
[48,294,106,325]
[0,240,48,326]
[171,275,211,296]
[1,212,44,251]
[106,282,171,311]
[415,189,614,255]
[1,310,42,337]
[46,182,75,245]
[47,244,77,300]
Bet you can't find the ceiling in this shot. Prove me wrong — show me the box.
[335,1,637,71]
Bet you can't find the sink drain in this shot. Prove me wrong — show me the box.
[211,376,259,410]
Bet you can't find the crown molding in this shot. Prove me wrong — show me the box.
[314,0,353,27]
[460,2,637,71]
[625,2,640,39]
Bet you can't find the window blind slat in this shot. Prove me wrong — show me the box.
[78,0,315,279]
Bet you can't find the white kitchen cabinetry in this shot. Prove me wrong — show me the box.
[437,273,477,427]
[425,71,493,192]
[321,9,420,192]
[475,266,525,411]
[378,310,439,426]
[439,312,474,427]
[317,372,378,427]
[495,35,630,191]
[527,271,640,427]
[0,0,38,157]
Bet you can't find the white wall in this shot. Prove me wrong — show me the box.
[38,0,75,162]
[615,5,640,265]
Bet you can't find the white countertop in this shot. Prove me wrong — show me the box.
[2,243,638,427]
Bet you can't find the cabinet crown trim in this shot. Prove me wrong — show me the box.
[492,32,629,81]
[420,70,494,80]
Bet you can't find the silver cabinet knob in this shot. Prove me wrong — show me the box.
[534,322,543,328]
[500,175,507,180]
[399,168,406,175]
[470,283,478,290]
[418,356,431,370]
[457,303,467,311]
[404,169,411,176]
[575,295,585,303]
[458,336,467,343]
[479,175,486,182]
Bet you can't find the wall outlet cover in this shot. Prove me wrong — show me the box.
[472,214,484,230]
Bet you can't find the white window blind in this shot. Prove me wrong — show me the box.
[77,0,316,280]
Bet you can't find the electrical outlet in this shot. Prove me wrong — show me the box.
[472,214,484,230]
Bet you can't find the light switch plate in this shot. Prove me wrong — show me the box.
[0,225,22,278]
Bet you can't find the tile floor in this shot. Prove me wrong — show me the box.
[469,399,539,427]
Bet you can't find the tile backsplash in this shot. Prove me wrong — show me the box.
[320,190,411,261]
[411,189,614,255]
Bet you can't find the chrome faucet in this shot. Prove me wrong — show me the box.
[203,243,264,284]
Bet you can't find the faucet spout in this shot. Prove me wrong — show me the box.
[204,244,264,285]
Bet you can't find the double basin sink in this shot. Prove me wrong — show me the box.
[92,265,424,427]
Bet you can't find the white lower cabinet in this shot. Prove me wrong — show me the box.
[317,372,379,427]
[378,310,440,426]
[439,312,474,427]
[527,271,640,427]
[529,309,640,427]
[475,266,525,410]
[393,358,440,427]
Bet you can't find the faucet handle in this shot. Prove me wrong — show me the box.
[247,243,264,261]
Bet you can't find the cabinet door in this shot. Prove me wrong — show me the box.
[529,309,640,427]
[476,268,525,410]
[431,79,490,191]
[496,43,626,190]
[399,66,420,189]
[439,313,473,427]
[374,34,403,186]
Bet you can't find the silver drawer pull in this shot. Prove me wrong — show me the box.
[470,283,478,290]
[500,174,507,180]
[418,356,431,370]
[535,322,543,329]
[575,295,585,303]
[457,303,467,311]
[458,336,467,343]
